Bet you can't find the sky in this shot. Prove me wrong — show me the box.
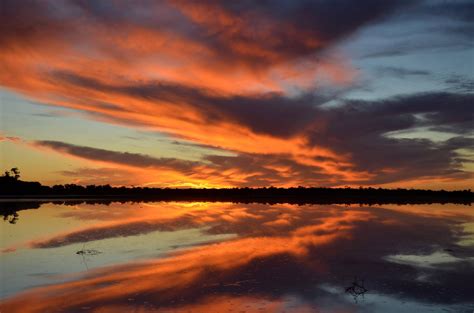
[0,0,473,189]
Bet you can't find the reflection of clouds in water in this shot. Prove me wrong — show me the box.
[1,202,474,312]
[386,250,473,269]
[25,202,470,252]
[27,203,368,248]
[458,222,474,246]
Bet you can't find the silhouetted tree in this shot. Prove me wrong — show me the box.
[10,167,20,180]
[0,169,472,204]
[3,212,19,224]
[2,167,20,180]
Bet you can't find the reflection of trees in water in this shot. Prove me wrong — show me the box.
[3,212,19,224]
[0,201,41,225]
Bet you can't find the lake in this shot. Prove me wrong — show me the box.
[1,201,473,312]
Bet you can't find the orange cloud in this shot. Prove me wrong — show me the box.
[0,1,373,187]
[0,135,21,142]
[2,1,470,188]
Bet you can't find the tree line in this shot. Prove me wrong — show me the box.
[1,168,472,205]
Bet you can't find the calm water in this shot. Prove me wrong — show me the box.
[1,201,473,313]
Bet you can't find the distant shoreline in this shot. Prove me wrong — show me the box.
[0,193,472,205]
[1,177,473,205]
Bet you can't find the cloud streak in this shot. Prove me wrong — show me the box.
[34,140,199,173]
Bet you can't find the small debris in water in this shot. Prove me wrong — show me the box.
[345,277,368,302]
[76,249,102,256]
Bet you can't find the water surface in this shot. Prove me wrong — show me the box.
[1,201,473,312]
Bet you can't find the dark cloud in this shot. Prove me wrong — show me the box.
[361,38,473,59]
[374,66,431,78]
[205,153,333,186]
[53,70,323,138]
[0,0,65,48]
[193,89,474,186]
[33,137,337,186]
[222,0,410,39]
[56,68,473,138]
[358,1,474,60]
[0,0,411,67]
[305,92,474,183]
[444,75,474,93]
[35,140,199,173]
[208,94,321,137]
[197,0,411,65]
[33,90,474,186]
[416,0,474,22]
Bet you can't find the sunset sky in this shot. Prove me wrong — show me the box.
[1,0,473,189]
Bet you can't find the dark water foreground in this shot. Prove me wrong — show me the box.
[1,201,473,312]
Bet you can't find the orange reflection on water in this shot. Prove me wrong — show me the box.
[2,202,473,313]
[1,202,375,312]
